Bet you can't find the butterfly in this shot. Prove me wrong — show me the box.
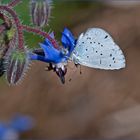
[30,28,126,83]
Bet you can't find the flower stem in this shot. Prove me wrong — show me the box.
[8,0,22,7]
[21,25,59,49]
[0,24,6,33]
[0,5,24,50]
[0,12,11,28]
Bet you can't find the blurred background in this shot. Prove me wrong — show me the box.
[1,0,140,139]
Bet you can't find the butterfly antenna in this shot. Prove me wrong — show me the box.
[74,63,82,75]
[67,68,73,83]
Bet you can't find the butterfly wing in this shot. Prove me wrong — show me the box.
[71,28,126,70]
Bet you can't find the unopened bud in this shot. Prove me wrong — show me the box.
[0,23,16,78]
[30,0,52,27]
[6,48,30,85]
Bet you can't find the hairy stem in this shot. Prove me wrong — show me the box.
[0,12,11,28]
[21,25,59,49]
[0,5,24,50]
[0,12,6,21]
[0,24,6,33]
[8,0,22,7]
[0,15,11,57]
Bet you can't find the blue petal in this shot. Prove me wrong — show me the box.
[44,38,53,47]
[61,28,76,54]
[10,115,34,132]
[40,43,57,59]
[29,53,38,60]
[29,53,52,63]
[39,43,65,63]
[31,36,68,64]
[0,124,7,137]
[49,32,55,39]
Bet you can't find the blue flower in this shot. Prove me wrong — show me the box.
[30,28,76,64]
[0,115,34,140]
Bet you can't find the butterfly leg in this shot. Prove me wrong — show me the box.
[75,63,80,68]
[74,64,82,74]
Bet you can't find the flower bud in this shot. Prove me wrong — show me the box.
[30,0,52,27]
[0,23,16,57]
[0,24,7,55]
[0,23,16,78]
[6,48,30,85]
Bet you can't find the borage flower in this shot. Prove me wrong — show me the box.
[30,30,76,83]
[6,47,30,85]
[0,114,34,140]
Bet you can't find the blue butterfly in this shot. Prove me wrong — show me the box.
[30,28,126,83]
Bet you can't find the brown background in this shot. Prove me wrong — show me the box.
[1,2,140,139]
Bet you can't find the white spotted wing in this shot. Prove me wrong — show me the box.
[71,28,126,70]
